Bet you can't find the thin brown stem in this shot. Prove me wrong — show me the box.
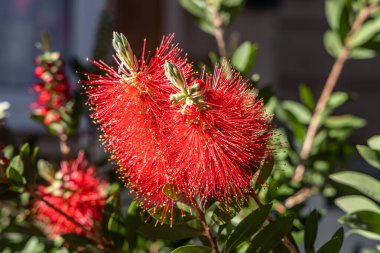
[190,198,220,253]
[275,187,316,214]
[209,4,227,57]
[250,192,299,253]
[293,3,380,182]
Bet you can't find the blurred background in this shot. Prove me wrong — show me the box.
[1,0,380,252]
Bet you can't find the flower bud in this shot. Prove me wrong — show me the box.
[164,61,187,92]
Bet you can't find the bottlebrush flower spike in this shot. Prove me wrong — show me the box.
[164,62,273,205]
[34,152,108,237]
[30,39,73,134]
[83,32,193,213]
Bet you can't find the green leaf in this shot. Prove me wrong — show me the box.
[125,201,143,251]
[148,206,195,224]
[163,183,180,200]
[340,210,380,234]
[137,223,203,241]
[6,156,25,185]
[324,115,366,129]
[350,47,377,59]
[304,210,318,253]
[108,210,127,249]
[172,245,212,253]
[246,214,295,253]
[210,202,240,226]
[335,195,380,214]
[347,229,380,240]
[330,171,380,202]
[299,84,315,111]
[282,101,312,124]
[357,145,380,169]
[231,42,258,77]
[325,0,344,31]
[316,227,344,253]
[324,30,343,57]
[37,159,55,182]
[20,236,44,253]
[368,135,380,151]
[224,203,272,253]
[327,92,349,109]
[351,18,380,48]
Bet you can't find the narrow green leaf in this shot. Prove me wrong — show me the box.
[347,229,380,240]
[327,92,349,109]
[357,145,380,169]
[368,135,380,151]
[335,195,380,214]
[316,227,344,253]
[325,0,344,30]
[246,214,295,253]
[224,203,272,253]
[6,156,25,185]
[37,159,55,182]
[299,84,315,111]
[330,171,380,202]
[137,223,203,241]
[350,47,377,59]
[172,245,212,253]
[351,18,380,48]
[324,115,366,129]
[324,30,343,57]
[282,101,312,124]
[304,210,318,253]
[231,42,258,76]
[211,202,240,226]
[9,155,24,174]
[125,201,143,251]
[340,211,380,234]
[163,183,180,200]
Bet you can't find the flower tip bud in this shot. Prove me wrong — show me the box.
[164,61,187,92]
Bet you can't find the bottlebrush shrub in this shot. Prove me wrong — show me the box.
[30,41,77,135]
[33,152,108,237]
[83,32,272,218]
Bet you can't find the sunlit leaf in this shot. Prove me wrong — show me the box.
[330,171,380,202]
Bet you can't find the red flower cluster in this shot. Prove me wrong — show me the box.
[83,32,272,214]
[166,66,272,205]
[34,152,108,237]
[31,51,71,127]
[83,33,193,211]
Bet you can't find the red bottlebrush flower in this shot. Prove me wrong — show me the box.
[83,32,193,211]
[34,152,108,237]
[164,63,273,205]
[31,45,73,132]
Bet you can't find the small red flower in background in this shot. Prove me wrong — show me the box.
[30,49,71,131]
[34,152,108,237]
[164,63,273,205]
[83,33,193,212]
